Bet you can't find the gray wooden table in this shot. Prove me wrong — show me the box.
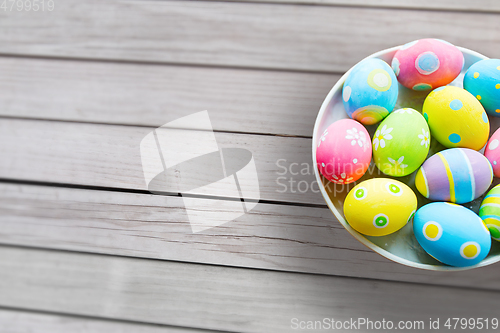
[1,1,500,332]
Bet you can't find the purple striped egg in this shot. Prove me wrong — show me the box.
[415,148,493,204]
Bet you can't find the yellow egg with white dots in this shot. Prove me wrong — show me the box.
[344,178,417,236]
[422,86,489,151]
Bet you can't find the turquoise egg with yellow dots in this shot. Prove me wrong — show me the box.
[373,108,430,177]
[344,178,417,236]
[342,58,398,125]
[413,202,491,267]
[464,59,500,117]
[422,86,490,151]
[479,185,500,242]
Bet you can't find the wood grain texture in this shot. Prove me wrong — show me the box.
[0,118,321,205]
[1,1,498,331]
[0,309,210,333]
[2,183,500,290]
[1,246,500,333]
[221,0,500,13]
[0,0,499,72]
[0,57,337,137]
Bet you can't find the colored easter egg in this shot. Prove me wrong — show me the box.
[316,119,372,184]
[422,86,489,150]
[342,58,398,125]
[485,127,500,177]
[344,178,417,236]
[372,108,430,177]
[464,59,500,117]
[413,202,491,267]
[479,185,500,242]
[415,148,493,204]
[392,38,464,91]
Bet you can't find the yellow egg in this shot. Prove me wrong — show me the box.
[344,178,417,236]
[422,86,489,151]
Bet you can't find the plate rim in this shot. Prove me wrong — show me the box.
[311,44,498,271]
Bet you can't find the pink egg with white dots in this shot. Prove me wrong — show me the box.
[316,119,372,184]
[391,39,464,91]
[485,128,500,177]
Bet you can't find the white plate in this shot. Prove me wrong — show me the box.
[312,46,500,271]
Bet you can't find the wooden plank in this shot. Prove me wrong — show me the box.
[0,309,210,333]
[0,118,320,205]
[0,1,499,72]
[0,57,336,137]
[2,183,500,290]
[1,246,500,333]
[223,0,500,13]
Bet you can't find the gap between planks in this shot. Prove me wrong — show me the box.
[2,182,500,291]
[0,307,227,333]
[0,53,346,76]
[0,0,498,73]
[0,117,499,291]
[1,245,500,333]
[0,114,314,140]
[0,118,322,205]
[194,0,500,14]
[0,56,338,138]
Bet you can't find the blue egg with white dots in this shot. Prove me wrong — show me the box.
[413,202,491,267]
[342,58,398,125]
[464,59,500,117]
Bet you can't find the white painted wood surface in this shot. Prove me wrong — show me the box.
[2,0,500,331]
[1,246,500,333]
[0,0,499,72]
[0,57,337,137]
[2,183,500,290]
[0,309,208,333]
